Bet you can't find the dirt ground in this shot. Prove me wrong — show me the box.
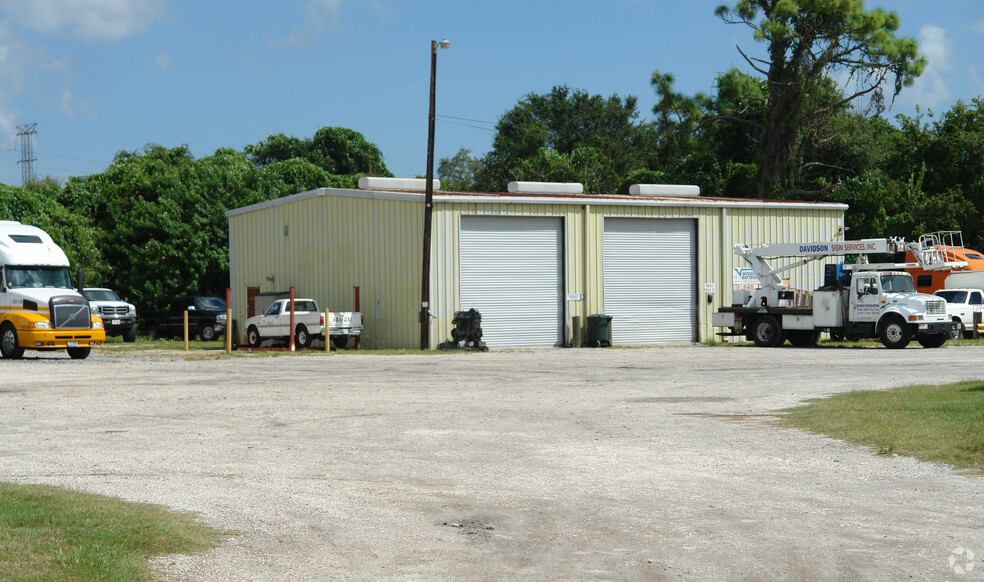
[1,344,983,581]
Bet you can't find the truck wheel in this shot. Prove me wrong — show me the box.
[199,325,217,341]
[879,315,912,349]
[145,325,159,341]
[122,327,137,343]
[0,323,24,359]
[787,329,820,347]
[752,316,784,347]
[67,347,91,359]
[950,319,963,340]
[917,334,947,348]
[295,325,310,348]
[246,326,262,348]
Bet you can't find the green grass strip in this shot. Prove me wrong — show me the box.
[780,381,984,473]
[0,482,226,581]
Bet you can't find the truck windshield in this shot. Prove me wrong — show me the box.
[935,290,967,303]
[82,289,121,302]
[881,274,916,293]
[194,297,226,310]
[5,266,73,289]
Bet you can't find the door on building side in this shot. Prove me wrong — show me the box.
[602,217,696,343]
[459,216,564,347]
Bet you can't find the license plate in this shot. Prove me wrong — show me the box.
[918,324,928,330]
[111,319,121,325]
[68,341,78,347]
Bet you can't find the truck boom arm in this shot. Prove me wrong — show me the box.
[736,236,967,292]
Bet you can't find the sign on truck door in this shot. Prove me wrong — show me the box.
[851,274,881,322]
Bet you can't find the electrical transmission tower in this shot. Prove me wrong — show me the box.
[16,123,37,186]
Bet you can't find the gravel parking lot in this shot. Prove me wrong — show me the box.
[2,344,983,581]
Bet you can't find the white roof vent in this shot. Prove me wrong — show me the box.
[358,177,440,191]
[629,184,700,196]
[507,181,584,195]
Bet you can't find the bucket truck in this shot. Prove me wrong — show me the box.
[712,234,962,349]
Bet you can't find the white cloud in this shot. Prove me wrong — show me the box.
[919,24,953,72]
[971,19,984,35]
[154,50,170,71]
[0,0,166,42]
[271,0,390,50]
[58,86,94,119]
[894,24,953,112]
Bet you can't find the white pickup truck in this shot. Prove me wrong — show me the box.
[243,298,365,349]
[244,298,324,348]
[933,288,984,339]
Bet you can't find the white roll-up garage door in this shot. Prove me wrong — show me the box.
[459,216,564,347]
[603,217,696,343]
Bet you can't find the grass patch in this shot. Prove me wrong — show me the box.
[779,381,984,473]
[0,482,227,581]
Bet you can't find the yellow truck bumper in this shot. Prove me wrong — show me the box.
[19,328,105,349]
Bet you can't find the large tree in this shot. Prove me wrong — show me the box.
[669,0,925,198]
[476,85,658,194]
[245,126,391,177]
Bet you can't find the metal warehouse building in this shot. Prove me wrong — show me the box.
[225,178,846,349]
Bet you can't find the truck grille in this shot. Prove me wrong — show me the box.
[50,296,92,329]
[926,299,947,317]
[99,305,129,316]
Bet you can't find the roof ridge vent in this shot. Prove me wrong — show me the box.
[629,184,700,196]
[358,177,440,191]
[507,181,583,195]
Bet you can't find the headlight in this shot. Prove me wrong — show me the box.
[217,314,227,321]
[908,314,923,322]
[93,321,104,329]
[29,321,50,329]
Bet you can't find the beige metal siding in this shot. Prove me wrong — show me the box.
[230,189,845,349]
[228,190,423,349]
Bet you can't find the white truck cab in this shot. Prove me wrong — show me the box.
[0,221,105,359]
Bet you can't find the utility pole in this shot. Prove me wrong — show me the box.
[16,123,37,187]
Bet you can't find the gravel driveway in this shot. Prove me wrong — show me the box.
[1,344,983,581]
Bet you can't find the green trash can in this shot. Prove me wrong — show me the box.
[586,314,612,347]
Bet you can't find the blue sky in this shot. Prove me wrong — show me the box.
[0,0,981,187]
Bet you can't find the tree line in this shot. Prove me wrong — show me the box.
[4,0,983,312]
[9,128,390,312]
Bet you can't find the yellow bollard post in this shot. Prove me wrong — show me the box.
[225,307,232,354]
[183,310,189,352]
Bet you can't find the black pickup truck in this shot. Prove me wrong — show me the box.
[140,296,227,341]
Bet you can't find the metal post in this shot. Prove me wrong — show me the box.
[289,286,296,352]
[225,287,232,354]
[420,40,439,351]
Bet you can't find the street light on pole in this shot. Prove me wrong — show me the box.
[420,38,449,350]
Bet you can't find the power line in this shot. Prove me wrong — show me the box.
[437,118,495,132]
[437,114,495,126]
